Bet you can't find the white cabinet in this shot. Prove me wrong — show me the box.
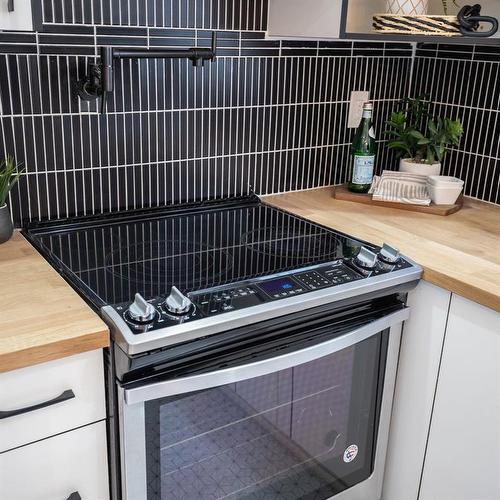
[0,420,109,500]
[0,350,106,452]
[383,288,500,500]
[0,0,33,31]
[419,295,500,500]
[383,282,452,500]
[268,0,344,39]
[0,349,109,500]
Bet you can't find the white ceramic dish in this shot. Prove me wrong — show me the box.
[427,182,463,205]
[427,175,464,187]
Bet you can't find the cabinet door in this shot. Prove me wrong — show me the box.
[0,0,33,31]
[0,421,109,500]
[383,281,451,500]
[268,0,344,39]
[419,295,500,500]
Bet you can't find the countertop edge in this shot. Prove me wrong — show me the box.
[422,267,500,313]
[0,328,109,373]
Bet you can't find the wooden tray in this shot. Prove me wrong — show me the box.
[333,184,463,216]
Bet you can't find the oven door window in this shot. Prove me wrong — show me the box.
[143,331,387,500]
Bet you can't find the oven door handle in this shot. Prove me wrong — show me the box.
[124,308,409,405]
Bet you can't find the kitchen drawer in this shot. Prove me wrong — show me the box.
[0,350,106,452]
[0,420,109,500]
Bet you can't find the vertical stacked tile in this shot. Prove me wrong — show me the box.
[413,43,500,205]
[0,0,413,225]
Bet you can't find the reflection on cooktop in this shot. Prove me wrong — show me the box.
[104,240,234,287]
[242,226,342,263]
[33,202,362,308]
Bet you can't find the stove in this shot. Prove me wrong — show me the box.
[25,195,422,500]
[25,195,419,355]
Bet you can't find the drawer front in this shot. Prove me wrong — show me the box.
[0,420,109,500]
[0,350,106,452]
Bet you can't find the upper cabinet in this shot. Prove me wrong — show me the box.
[268,0,500,44]
[268,0,344,39]
[0,0,34,31]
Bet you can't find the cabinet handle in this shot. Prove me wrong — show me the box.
[66,493,81,500]
[0,389,75,420]
[7,0,14,12]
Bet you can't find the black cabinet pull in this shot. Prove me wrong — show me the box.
[7,0,14,12]
[66,493,81,500]
[0,389,75,420]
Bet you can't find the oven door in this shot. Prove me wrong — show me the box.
[117,307,408,500]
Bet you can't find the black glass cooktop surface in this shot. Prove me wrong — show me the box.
[24,197,366,308]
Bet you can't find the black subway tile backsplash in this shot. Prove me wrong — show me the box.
[0,2,499,227]
[413,45,500,204]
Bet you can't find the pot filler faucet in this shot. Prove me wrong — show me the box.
[76,31,217,114]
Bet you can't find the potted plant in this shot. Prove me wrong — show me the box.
[385,95,463,176]
[0,155,23,244]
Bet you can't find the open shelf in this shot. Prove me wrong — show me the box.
[343,0,500,45]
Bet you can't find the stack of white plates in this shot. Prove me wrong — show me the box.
[427,176,464,205]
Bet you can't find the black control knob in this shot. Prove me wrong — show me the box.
[378,243,400,264]
[354,247,378,270]
[164,286,193,315]
[126,293,157,323]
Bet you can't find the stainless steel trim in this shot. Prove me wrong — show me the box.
[123,308,409,405]
[118,385,147,500]
[103,263,421,355]
[333,322,402,500]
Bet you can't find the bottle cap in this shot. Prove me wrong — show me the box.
[363,102,373,109]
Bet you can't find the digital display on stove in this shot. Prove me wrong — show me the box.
[258,278,299,296]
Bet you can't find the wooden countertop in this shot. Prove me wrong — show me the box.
[264,188,500,313]
[0,232,109,373]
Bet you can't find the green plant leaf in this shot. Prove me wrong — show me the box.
[0,155,24,207]
[428,120,438,135]
[409,130,425,140]
[426,148,435,165]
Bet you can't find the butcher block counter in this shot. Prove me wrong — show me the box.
[0,231,109,373]
[264,187,500,313]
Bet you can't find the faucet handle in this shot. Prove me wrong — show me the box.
[211,31,217,60]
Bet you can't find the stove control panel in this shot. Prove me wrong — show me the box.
[194,286,262,316]
[113,255,413,334]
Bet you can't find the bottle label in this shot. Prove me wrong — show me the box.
[352,155,375,185]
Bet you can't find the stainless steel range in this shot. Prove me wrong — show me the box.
[25,195,421,500]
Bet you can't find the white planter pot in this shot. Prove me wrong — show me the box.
[386,0,430,15]
[399,158,441,177]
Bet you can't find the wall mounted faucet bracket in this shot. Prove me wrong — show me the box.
[76,32,217,114]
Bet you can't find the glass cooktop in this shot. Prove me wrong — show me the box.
[24,197,366,308]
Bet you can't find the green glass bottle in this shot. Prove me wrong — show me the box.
[348,102,376,193]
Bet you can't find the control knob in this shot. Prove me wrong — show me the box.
[354,246,378,270]
[127,293,157,323]
[164,286,193,315]
[378,243,400,264]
